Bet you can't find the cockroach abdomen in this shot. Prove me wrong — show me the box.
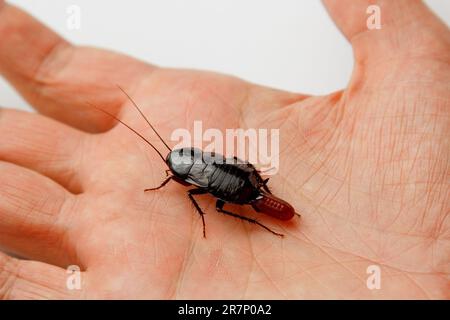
[252,193,295,220]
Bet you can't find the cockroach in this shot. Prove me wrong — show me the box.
[89,86,299,238]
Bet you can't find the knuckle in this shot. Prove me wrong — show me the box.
[33,40,72,86]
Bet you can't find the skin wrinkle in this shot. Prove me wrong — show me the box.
[299,95,344,148]
[310,232,436,298]
[286,226,370,287]
[315,195,442,240]
[286,259,342,299]
[306,240,368,286]
[241,236,254,299]
[347,223,380,262]
[281,255,363,282]
[375,96,396,227]
[430,179,448,239]
[252,254,289,299]
[295,114,335,159]
[277,118,300,161]
[293,226,444,278]
[309,200,349,250]
[2,116,84,193]
[90,66,158,133]
[421,167,436,229]
[315,109,349,164]
[16,261,88,299]
[364,76,450,97]
[289,150,333,195]
[430,238,437,275]
[50,132,85,195]
[2,186,55,245]
[381,238,431,266]
[298,129,400,231]
[142,148,168,191]
[403,272,432,299]
[391,190,435,238]
[239,89,304,131]
[292,131,341,194]
[276,240,289,293]
[175,239,203,299]
[193,82,229,128]
[365,99,382,231]
[31,41,72,89]
[345,119,358,212]
[416,131,444,230]
[314,136,354,207]
[170,207,198,299]
[2,185,35,220]
[14,264,63,299]
[59,196,86,270]
[0,256,19,299]
[286,174,446,273]
[434,195,449,239]
[325,142,355,212]
[35,129,82,194]
[40,195,73,265]
[233,93,251,135]
[161,249,178,299]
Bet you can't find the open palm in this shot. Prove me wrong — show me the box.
[0,1,449,299]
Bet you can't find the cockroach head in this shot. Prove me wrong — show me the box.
[166,147,203,178]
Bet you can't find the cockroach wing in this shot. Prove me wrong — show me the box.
[252,193,295,220]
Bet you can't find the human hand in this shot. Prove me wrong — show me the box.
[0,0,448,299]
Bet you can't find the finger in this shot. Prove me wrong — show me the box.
[322,0,450,63]
[0,3,155,132]
[0,108,89,194]
[0,161,80,268]
[0,252,83,299]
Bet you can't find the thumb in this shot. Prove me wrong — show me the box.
[322,0,450,64]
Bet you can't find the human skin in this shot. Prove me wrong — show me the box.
[0,0,448,299]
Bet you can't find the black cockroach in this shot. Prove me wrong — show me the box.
[89,86,299,238]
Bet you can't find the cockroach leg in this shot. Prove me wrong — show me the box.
[261,178,272,194]
[215,200,284,237]
[144,176,173,192]
[187,188,208,238]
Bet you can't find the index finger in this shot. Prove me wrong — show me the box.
[0,3,156,132]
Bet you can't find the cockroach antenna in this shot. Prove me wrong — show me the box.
[116,85,172,152]
[87,87,300,239]
[86,101,168,164]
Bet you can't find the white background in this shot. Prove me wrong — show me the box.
[1,0,449,112]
